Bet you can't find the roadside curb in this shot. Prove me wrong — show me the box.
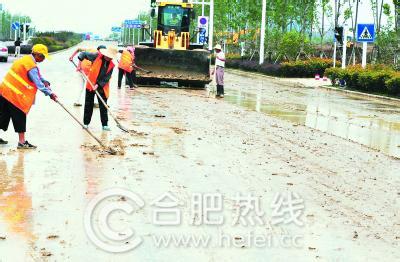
[316,85,400,103]
[227,68,400,104]
[226,68,307,88]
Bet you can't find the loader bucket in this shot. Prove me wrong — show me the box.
[134,46,211,88]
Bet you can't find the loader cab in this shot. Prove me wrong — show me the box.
[151,2,203,50]
[157,4,191,36]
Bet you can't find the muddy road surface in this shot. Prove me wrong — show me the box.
[0,42,399,261]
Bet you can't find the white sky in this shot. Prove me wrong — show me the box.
[1,0,148,36]
[330,0,391,24]
[1,0,395,36]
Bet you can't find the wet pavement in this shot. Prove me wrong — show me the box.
[0,42,399,261]
[224,71,400,158]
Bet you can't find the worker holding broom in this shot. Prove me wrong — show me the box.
[76,46,118,131]
[69,45,106,107]
[0,44,58,149]
[118,46,139,89]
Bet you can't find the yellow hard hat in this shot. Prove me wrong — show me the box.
[32,44,51,59]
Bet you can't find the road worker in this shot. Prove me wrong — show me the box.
[77,46,118,131]
[212,44,226,98]
[69,45,106,106]
[14,37,22,57]
[0,44,58,149]
[118,46,139,89]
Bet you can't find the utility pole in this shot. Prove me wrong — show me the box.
[342,26,347,69]
[259,0,266,64]
[9,17,12,40]
[18,16,21,38]
[333,0,337,68]
[396,2,400,66]
[23,17,27,43]
[138,14,141,44]
[23,26,26,43]
[149,17,152,42]
[208,0,214,50]
[123,26,126,45]
[121,23,123,44]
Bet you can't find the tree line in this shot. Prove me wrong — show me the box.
[205,0,399,65]
[0,10,32,41]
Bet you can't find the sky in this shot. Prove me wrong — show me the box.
[0,0,395,36]
[330,0,391,24]
[1,0,148,36]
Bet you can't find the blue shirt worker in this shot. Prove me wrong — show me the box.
[0,44,58,149]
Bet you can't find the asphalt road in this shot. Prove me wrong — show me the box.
[0,42,399,261]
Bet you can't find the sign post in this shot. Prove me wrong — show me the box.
[357,23,375,68]
[333,1,337,68]
[342,26,347,69]
[259,0,266,65]
[333,41,337,68]
[12,22,20,41]
[362,42,368,68]
[23,24,26,43]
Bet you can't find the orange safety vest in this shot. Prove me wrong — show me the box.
[80,49,97,75]
[0,55,38,114]
[81,60,92,75]
[86,54,114,99]
[118,50,134,73]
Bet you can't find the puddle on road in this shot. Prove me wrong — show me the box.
[224,88,400,158]
[0,154,33,239]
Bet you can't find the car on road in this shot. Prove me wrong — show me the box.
[0,43,8,62]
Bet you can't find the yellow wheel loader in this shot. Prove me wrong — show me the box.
[135,1,211,88]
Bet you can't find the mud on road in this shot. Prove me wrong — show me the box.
[0,44,399,261]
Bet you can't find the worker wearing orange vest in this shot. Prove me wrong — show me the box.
[69,45,105,107]
[118,46,139,89]
[0,44,58,149]
[77,46,117,131]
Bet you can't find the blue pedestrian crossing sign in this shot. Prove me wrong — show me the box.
[357,24,375,43]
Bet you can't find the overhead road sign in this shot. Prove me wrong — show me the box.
[124,20,144,29]
[112,27,122,32]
